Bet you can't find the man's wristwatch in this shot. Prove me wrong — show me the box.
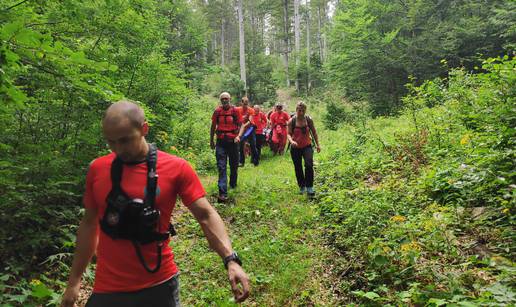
[223,252,242,269]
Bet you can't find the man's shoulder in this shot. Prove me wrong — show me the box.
[157,150,186,165]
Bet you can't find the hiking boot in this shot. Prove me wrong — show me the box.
[217,194,228,203]
[306,187,315,197]
[299,187,306,194]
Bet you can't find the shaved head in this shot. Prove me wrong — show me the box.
[103,100,145,129]
[102,100,149,162]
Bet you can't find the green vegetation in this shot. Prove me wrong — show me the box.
[174,151,335,305]
[1,0,514,306]
[317,57,515,305]
[327,0,515,115]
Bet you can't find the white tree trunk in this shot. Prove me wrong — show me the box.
[306,4,311,91]
[294,0,300,92]
[221,20,225,66]
[238,0,247,91]
[283,0,290,88]
[317,4,323,63]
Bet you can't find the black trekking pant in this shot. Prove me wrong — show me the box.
[255,133,265,160]
[86,274,180,307]
[290,145,314,188]
[239,130,258,166]
[216,139,239,196]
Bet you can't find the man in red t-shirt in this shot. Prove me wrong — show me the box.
[61,101,249,307]
[235,97,257,167]
[237,104,267,165]
[269,103,291,155]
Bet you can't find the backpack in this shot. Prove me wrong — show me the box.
[215,106,239,135]
[290,115,316,146]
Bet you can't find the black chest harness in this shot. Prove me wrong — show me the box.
[100,144,175,273]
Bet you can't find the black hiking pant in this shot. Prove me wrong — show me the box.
[216,139,239,196]
[86,274,180,307]
[239,130,258,166]
[255,133,265,160]
[290,145,314,188]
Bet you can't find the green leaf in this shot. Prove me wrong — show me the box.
[374,254,389,265]
[14,28,41,46]
[364,291,380,300]
[31,283,53,299]
[0,21,23,40]
[428,298,448,306]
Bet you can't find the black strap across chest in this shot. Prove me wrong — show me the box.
[110,144,158,206]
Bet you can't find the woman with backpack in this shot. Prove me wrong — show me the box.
[287,101,321,197]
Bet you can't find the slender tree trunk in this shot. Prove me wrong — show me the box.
[283,0,290,88]
[306,5,311,92]
[317,4,323,63]
[238,0,247,91]
[294,0,300,93]
[221,20,225,66]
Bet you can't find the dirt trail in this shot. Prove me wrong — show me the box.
[276,88,297,111]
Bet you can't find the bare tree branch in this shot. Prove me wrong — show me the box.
[2,0,30,12]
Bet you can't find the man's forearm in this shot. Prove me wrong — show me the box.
[190,199,233,258]
[199,210,232,257]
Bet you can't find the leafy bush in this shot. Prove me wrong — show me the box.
[317,56,515,305]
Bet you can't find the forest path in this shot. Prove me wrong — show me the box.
[276,88,298,111]
[172,149,337,305]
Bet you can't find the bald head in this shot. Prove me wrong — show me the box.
[103,100,145,129]
[102,100,149,162]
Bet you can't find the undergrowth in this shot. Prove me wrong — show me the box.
[316,56,515,306]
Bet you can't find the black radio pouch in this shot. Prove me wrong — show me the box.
[100,144,176,273]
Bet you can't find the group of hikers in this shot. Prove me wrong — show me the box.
[60,94,320,306]
[210,92,321,202]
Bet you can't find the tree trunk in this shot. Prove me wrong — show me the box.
[294,0,300,93]
[306,4,311,91]
[221,20,225,66]
[283,0,290,88]
[317,4,323,63]
[238,0,247,91]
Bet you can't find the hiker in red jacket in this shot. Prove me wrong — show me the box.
[287,101,321,197]
[269,103,290,155]
[210,92,242,202]
[236,104,268,165]
[235,97,257,167]
[251,105,268,161]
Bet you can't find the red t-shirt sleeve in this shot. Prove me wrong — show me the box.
[178,161,206,206]
[83,161,97,209]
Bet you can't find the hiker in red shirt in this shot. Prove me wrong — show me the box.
[210,92,243,202]
[287,101,321,197]
[251,105,268,161]
[235,97,257,167]
[269,103,290,155]
[61,101,249,307]
[236,104,268,165]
